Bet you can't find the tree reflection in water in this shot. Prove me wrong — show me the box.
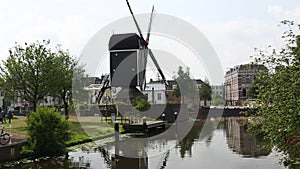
[176,119,215,158]
[2,117,279,169]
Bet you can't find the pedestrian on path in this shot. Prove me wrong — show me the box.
[7,111,13,124]
[1,110,7,124]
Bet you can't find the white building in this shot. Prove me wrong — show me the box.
[211,85,225,98]
[84,84,111,105]
[143,81,166,104]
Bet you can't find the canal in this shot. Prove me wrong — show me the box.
[4,117,285,169]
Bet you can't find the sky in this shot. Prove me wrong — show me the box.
[1,0,300,84]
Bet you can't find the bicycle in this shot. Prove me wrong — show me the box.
[0,126,10,145]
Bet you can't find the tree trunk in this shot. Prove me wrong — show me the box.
[63,98,69,120]
[33,102,37,112]
[62,91,69,120]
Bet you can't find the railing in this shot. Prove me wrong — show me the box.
[0,125,12,145]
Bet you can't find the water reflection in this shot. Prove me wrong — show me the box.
[2,117,285,169]
[225,117,270,158]
[176,120,215,158]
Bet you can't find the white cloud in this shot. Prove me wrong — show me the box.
[267,5,283,16]
[284,7,300,22]
[1,0,300,84]
[195,18,284,73]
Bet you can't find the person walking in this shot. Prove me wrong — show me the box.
[1,110,7,124]
[7,111,13,124]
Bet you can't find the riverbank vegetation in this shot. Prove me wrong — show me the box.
[249,20,300,168]
[22,107,71,157]
[1,109,117,150]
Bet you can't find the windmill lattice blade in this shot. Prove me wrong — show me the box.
[148,49,168,87]
[146,5,155,42]
[126,0,145,40]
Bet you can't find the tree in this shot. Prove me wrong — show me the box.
[199,78,212,106]
[72,65,90,104]
[0,40,78,114]
[172,85,181,98]
[211,92,225,106]
[24,106,70,157]
[134,97,151,112]
[47,46,78,119]
[172,66,198,104]
[249,20,300,168]
[247,79,259,99]
[0,40,54,112]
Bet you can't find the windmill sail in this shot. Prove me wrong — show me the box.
[126,0,145,41]
[146,5,155,43]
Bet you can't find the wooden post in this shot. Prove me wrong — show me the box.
[143,116,147,133]
[162,113,165,121]
[114,121,119,156]
[174,112,178,124]
[9,125,12,144]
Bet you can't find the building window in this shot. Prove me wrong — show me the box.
[242,88,247,97]
[172,85,177,90]
[157,93,162,100]
[242,76,246,83]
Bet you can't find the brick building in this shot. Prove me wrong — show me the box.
[224,64,265,106]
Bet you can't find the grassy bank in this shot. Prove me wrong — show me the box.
[1,115,123,147]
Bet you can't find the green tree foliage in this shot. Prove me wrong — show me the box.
[246,65,268,99]
[72,65,90,104]
[211,92,225,106]
[172,85,181,98]
[172,66,198,103]
[249,20,300,168]
[247,79,259,99]
[199,79,212,106]
[25,106,71,157]
[0,40,78,115]
[134,97,151,112]
[47,46,78,119]
[0,40,53,112]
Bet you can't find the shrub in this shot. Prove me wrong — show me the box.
[24,106,71,157]
[134,97,150,112]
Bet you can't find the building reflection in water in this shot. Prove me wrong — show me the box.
[224,117,270,157]
[69,117,272,169]
[4,117,282,169]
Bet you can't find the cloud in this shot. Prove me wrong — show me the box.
[193,18,284,73]
[1,0,300,85]
[0,0,128,60]
[284,7,300,22]
[267,5,283,16]
[267,5,300,23]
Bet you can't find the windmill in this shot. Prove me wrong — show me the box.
[96,0,168,104]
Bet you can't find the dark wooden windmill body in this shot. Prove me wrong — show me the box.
[96,0,168,104]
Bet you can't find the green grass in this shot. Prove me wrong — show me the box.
[1,116,28,136]
[1,115,124,147]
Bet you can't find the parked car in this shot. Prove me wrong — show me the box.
[12,107,27,116]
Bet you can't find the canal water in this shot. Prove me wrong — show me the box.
[4,117,285,169]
